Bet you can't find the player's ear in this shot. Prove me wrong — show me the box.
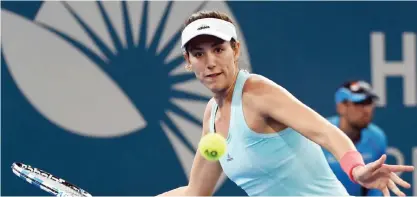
[183,51,190,63]
[233,41,241,61]
[183,51,192,71]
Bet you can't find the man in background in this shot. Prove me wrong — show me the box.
[323,80,387,196]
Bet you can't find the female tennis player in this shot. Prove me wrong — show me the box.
[158,10,414,196]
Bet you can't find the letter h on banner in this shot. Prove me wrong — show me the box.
[371,32,416,107]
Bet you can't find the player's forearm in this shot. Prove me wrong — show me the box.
[319,122,358,161]
[318,121,366,182]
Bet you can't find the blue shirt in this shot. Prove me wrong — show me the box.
[322,116,387,196]
[211,70,349,196]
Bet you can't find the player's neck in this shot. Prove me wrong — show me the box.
[339,118,361,143]
[214,70,239,107]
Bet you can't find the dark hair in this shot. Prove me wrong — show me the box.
[183,10,237,52]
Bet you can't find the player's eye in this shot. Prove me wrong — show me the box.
[214,47,224,54]
[192,52,203,58]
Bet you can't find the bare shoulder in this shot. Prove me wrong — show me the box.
[242,73,297,114]
[243,73,289,99]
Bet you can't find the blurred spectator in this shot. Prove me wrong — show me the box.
[322,80,387,196]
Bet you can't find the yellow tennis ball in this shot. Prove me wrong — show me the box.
[198,133,227,161]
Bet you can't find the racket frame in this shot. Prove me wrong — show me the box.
[12,162,91,197]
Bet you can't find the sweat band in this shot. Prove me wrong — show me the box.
[340,150,365,183]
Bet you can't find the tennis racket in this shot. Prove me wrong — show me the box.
[11,162,92,197]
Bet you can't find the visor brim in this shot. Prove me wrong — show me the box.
[181,30,233,50]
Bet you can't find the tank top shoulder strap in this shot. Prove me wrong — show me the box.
[209,100,218,133]
[209,69,250,134]
[231,69,251,107]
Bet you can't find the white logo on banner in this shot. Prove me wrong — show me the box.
[2,1,252,192]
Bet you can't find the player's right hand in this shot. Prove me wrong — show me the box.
[352,154,414,197]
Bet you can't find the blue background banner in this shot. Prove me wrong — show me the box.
[2,1,416,196]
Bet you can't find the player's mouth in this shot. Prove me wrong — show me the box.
[206,73,222,78]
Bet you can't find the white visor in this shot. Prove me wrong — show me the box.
[181,18,238,50]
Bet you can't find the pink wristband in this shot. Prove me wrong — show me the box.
[340,150,365,183]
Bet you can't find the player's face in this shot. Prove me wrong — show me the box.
[184,35,239,94]
[345,98,375,129]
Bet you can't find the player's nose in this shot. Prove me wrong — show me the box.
[206,52,217,69]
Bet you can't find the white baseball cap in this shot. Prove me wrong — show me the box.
[181,18,238,50]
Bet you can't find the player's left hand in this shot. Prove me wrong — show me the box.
[352,154,415,197]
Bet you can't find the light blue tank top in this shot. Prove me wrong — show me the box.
[209,70,350,196]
